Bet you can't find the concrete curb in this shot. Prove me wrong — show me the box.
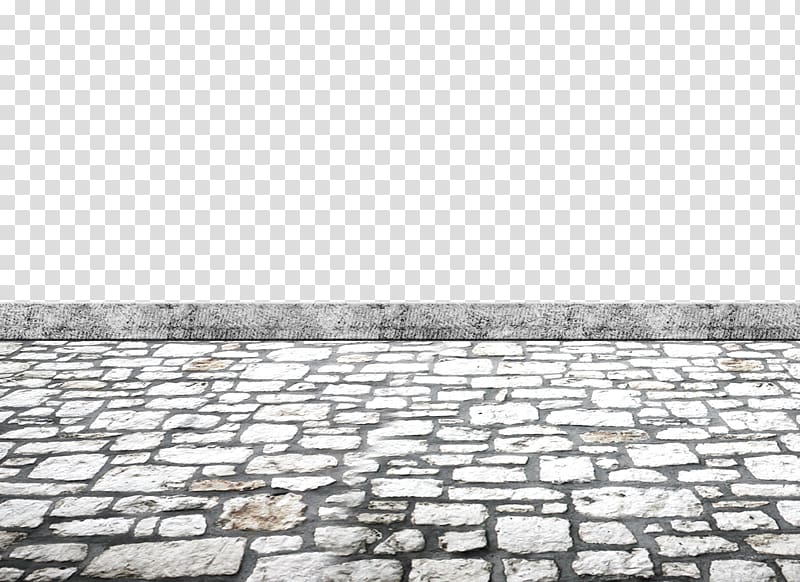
[0,302,798,340]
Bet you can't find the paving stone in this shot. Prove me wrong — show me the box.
[314,526,381,555]
[217,493,306,531]
[246,553,338,582]
[51,517,133,536]
[372,478,443,498]
[0,500,51,528]
[157,514,207,537]
[546,409,635,427]
[8,543,88,562]
[539,455,595,483]
[746,534,800,555]
[578,521,637,545]
[250,535,304,554]
[502,559,559,582]
[92,465,196,491]
[82,537,246,579]
[112,495,217,513]
[572,549,654,578]
[28,454,107,481]
[713,511,779,531]
[573,487,703,518]
[412,503,488,526]
[709,560,777,582]
[655,535,738,556]
[409,559,491,582]
[374,530,426,554]
[439,530,487,552]
[496,516,572,553]
[246,454,338,474]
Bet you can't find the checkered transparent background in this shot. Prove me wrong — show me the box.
[2,0,799,301]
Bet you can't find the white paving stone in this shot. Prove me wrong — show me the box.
[572,549,654,578]
[578,521,637,545]
[627,443,699,467]
[28,454,106,481]
[503,559,559,582]
[709,560,776,582]
[539,456,595,483]
[409,559,491,582]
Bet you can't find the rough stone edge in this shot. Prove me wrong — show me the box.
[0,302,798,340]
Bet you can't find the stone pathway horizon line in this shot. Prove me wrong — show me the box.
[1,340,800,581]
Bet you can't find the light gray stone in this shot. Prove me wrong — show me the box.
[409,559,491,582]
[374,530,426,554]
[496,516,572,553]
[709,560,776,582]
[626,443,699,467]
[439,530,486,552]
[578,522,636,545]
[112,495,217,513]
[497,362,566,375]
[242,363,310,380]
[51,517,133,536]
[503,559,559,582]
[82,537,246,579]
[745,455,800,480]
[453,466,526,483]
[713,511,778,531]
[373,479,443,498]
[89,411,167,431]
[720,411,797,431]
[469,403,539,425]
[539,456,595,483]
[247,454,338,474]
[156,445,253,465]
[495,436,573,453]
[158,514,206,537]
[250,535,304,554]
[0,499,51,528]
[93,465,195,491]
[655,535,738,557]
[314,526,380,555]
[254,403,331,422]
[8,543,88,562]
[572,549,654,578]
[546,409,634,427]
[241,423,298,443]
[747,534,800,555]
[321,560,402,582]
[29,454,107,481]
[245,553,338,582]
[267,348,332,361]
[573,487,703,518]
[412,503,488,526]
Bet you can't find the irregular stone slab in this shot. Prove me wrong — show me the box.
[82,537,246,579]
[546,410,634,427]
[496,516,572,553]
[664,344,722,357]
[246,454,338,474]
[321,559,403,582]
[409,559,491,582]
[0,499,51,528]
[155,446,252,465]
[696,441,780,456]
[29,454,107,481]
[412,503,488,526]
[153,344,217,357]
[581,429,649,443]
[449,487,563,501]
[578,521,637,545]
[627,443,699,467]
[113,495,218,514]
[469,403,538,425]
[434,358,493,375]
[254,403,331,422]
[709,560,776,582]
[374,530,426,554]
[0,389,58,407]
[9,543,88,563]
[777,501,800,526]
[51,518,133,536]
[747,534,800,555]
[89,411,167,431]
[250,536,304,554]
[777,560,800,581]
[217,493,306,531]
[373,479,443,498]
[503,559,559,582]
[495,436,573,453]
[271,476,335,491]
[608,469,668,483]
[299,435,362,450]
[473,342,523,356]
[573,487,703,518]
[246,554,338,582]
[439,530,487,552]
[452,466,526,483]
[572,549,654,578]
[241,424,298,443]
[314,526,380,555]
[713,511,778,531]
[242,363,310,380]
[92,465,195,492]
[745,455,800,480]
[497,362,566,375]
[630,358,690,367]
[720,411,797,431]
[655,535,738,557]
[189,479,267,492]
[539,456,595,483]
[22,566,75,581]
[267,348,332,362]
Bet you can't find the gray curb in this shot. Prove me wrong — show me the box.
[0,302,799,340]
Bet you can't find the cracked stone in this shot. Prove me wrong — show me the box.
[374,530,426,554]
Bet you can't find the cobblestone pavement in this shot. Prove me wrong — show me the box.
[2,340,800,581]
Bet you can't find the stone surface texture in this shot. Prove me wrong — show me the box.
[0,339,798,579]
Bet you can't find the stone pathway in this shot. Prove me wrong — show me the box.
[1,340,800,580]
